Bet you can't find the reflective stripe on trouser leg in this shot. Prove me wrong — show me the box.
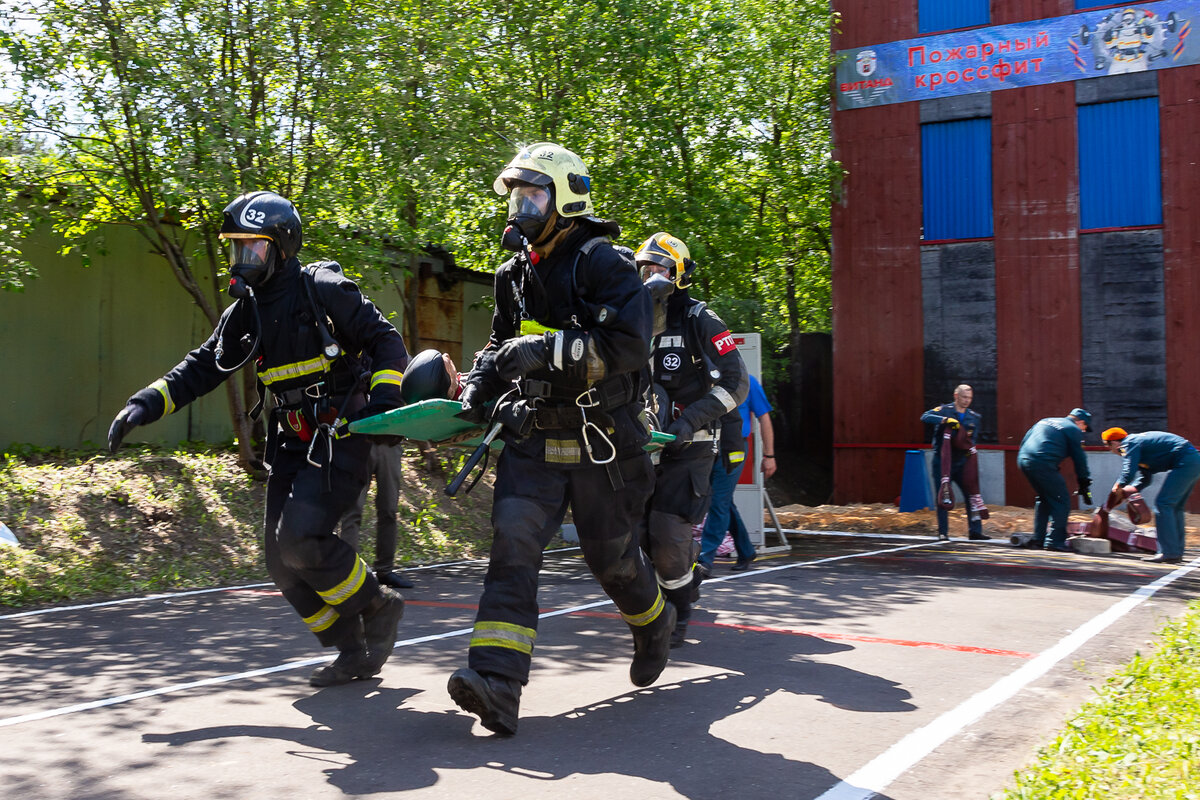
[302,604,341,635]
[467,451,567,684]
[265,449,380,646]
[622,589,666,627]
[647,509,698,589]
[469,621,537,653]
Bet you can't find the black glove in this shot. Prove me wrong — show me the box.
[495,334,548,382]
[107,402,147,453]
[664,416,695,454]
[456,382,490,425]
[1079,478,1093,506]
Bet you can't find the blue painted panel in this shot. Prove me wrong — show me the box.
[1078,97,1162,230]
[918,0,988,34]
[922,118,993,241]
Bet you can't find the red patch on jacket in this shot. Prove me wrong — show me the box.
[712,330,736,355]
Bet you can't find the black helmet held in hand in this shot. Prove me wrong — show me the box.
[400,349,456,404]
[220,191,303,296]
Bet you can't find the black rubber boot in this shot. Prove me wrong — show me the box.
[629,601,677,687]
[361,586,406,673]
[447,668,522,735]
[663,585,692,649]
[310,619,376,687]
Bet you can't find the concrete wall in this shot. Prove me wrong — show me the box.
[0,225,492,449]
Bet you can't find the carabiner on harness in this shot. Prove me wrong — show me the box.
[306,421,335,469]
[575,388,616,465]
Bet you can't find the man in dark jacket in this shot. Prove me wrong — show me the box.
[920,385,989,540]
[446,144,674,736]
[638,233,748,647]
[107,191,409,687]
[1102,427,1200,564]
[1016,408,1094,552]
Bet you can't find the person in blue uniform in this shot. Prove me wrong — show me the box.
[920,385,988,540]
[1101,427,1200,564]
[1016,408,1094,552]
[107,191,410,687]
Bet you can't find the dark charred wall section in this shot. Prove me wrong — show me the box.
[1079,231,1167,434]
[920,242,998,444]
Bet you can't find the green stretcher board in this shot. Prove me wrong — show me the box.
[347,398,675,451]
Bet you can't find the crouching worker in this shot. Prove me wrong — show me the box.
[107,191,410,688]
[446,143,675,736]
[1102,427,1200,565]
[638,233,747,647]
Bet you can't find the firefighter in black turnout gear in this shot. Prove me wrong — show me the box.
[446,143,674,736]
[106,191,410,688]
[639,233,748,647]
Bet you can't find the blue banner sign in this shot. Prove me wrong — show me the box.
[836,2,1196,109]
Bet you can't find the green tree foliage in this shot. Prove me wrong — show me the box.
[0,0,839,460]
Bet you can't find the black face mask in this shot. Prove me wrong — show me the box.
[501,219,534,254]
[227,239,277,298]
[643,273,676,336]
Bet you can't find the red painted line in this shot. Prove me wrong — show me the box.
[569,611,1032,658]
[229,590,1030,657]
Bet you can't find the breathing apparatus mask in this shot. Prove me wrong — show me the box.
[225,236,278,299]
[501,183,556,254]
[643,273,676,336]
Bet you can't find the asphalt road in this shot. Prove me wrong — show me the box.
[3,533,1198,800]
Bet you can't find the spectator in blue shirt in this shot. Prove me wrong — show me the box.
[697,374,775,575]
[1102,427,1200,565]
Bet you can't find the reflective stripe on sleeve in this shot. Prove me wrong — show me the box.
[370,370,404,390]
[149,378,175,416]
[712,386,737,412]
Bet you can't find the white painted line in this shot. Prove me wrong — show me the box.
[815,555,1200,800]
[708,540,944,583]
[0,540,933,728]
[0,548,583,621]
[784,529,949,542]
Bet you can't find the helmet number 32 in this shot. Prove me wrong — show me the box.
[239,206,267,228]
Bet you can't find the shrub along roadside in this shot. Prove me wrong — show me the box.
[996,599,1200,798]
[0,443,496,609]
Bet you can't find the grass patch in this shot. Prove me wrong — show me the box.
[996,599,1200,798]
[0,442,499,610]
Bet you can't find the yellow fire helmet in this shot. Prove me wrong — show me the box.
[635,232,694,289]
[493,142,594,218]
